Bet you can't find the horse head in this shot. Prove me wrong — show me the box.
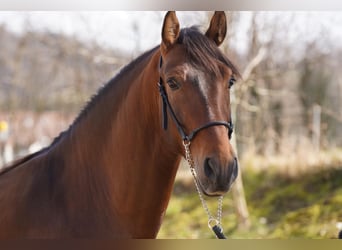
[159,11,239,196]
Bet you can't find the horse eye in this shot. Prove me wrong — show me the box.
[167,78,180,90]
[228,77,236,89]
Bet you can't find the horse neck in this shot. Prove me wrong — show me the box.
[52,48,182,237]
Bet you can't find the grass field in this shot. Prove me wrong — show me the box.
[158,160,342,239]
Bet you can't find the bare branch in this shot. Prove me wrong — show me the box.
[242,47,267,81]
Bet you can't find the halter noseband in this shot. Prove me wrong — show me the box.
[157,57,234,142]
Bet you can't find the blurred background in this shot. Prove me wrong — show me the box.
[0,11,341,238]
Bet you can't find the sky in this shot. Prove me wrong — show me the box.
[0,11,341,57]
[0,11,207,55]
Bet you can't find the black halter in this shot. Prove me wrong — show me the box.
[157,57,234,142]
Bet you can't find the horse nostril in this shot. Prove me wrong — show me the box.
[204,157,215,181]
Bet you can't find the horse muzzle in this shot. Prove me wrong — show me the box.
[199,156,238,196]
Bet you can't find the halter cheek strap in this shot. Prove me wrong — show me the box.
[157,58,234,142]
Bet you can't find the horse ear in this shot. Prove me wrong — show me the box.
[161,11,180,52]
[205,11,227,46]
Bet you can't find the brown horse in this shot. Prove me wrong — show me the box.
[0,11,239,238]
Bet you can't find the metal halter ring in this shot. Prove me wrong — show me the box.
[208,218,220,229]
[182,139,191,147]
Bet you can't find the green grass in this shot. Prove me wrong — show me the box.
[157,166,342,239]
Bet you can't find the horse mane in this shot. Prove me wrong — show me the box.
[177,26,240,78]
[0,46,159,177]
[71,46,159,127]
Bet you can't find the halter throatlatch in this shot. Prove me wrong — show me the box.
[158,56,232,239]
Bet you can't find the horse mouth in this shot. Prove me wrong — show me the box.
[196,178,228,197]
[194,157,238,197]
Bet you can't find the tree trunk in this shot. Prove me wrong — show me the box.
[230,133,251,230]
[222,11,251,231]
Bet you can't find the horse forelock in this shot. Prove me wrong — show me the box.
[177,26,240,78]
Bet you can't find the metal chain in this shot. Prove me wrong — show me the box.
[183,140,224,230]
